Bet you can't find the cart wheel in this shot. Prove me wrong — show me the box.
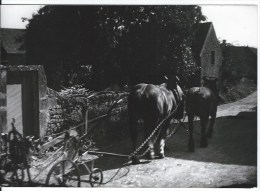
[89,168,103,187]
[45,159,81,187]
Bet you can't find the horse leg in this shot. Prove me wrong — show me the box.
[158,124,168,158]
[144,120,156,159]
[200,115,209,148]
[188,113,195,152]
[207,113,216,138]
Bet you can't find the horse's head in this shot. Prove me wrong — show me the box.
[163,75,185,119]
[202,76,219,95]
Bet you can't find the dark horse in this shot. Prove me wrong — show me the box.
[186,76,219,152]
[128,77,184,163]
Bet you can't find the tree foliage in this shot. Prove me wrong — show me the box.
[25,5,206,90]
[220,41,257,83]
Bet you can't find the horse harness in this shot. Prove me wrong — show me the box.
[130,85,185,159]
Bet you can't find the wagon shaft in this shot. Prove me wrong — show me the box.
[88,151,129,158]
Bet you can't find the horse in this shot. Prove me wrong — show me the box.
[185,76,219,152]
[128,76,184,163]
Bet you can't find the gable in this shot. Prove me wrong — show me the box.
[192,22,212,59]
[192,22,222,65]
[201,24,221,57]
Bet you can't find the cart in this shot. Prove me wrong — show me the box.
[0,118,104,187]
[0,95,187,187]
[44,132,103,187]
[43,97,126,187]
[0,119,31,184]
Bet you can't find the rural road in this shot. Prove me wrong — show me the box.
[81,91,257,188]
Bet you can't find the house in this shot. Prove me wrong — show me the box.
[192,22,223,85]
[0,28,26,65]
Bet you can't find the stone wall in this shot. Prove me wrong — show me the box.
[46,106,64,136]
[44,88,64,136]
[0,69,7,133]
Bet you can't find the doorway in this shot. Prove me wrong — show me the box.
[7,84,23,134]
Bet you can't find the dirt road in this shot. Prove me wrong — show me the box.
[81,91,257,188]
[1,92,257,188]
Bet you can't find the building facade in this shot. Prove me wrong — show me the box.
[192,22,223,85]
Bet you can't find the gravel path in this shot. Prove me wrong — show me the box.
[2,92,257,188]
[86,91,257,188]
[217,91,257,118]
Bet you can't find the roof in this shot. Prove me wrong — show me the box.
[192,22,212,58]
[1,28,26,54]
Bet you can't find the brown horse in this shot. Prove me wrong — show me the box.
[186,76,219,152]
[128,77,184,163]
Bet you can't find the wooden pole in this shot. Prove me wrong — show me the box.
[88,151,129,158]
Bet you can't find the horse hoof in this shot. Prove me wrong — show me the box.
[158,153,165,159]
[145,152,155,160]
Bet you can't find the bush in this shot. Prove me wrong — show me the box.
[46,85,129,142]
[220,78,256,103]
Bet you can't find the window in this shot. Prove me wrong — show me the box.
[211,51,215,65]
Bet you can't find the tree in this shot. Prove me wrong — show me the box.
[220,41,257,83]
[25,6,97,90]
[25,5,206,90]
[93,6,206,87]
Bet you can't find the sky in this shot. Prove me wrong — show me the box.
[201,5,258,47]
[0,4,258,48]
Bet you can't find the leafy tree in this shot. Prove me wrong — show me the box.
[25,6,96,89]
[220,41,257,83]
[25,5,206,90]
[92,6,206,87]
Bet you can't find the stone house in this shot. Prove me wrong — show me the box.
[192,22,223,85]
[1,28,26,65]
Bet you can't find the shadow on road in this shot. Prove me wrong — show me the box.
[166,112,257,166]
